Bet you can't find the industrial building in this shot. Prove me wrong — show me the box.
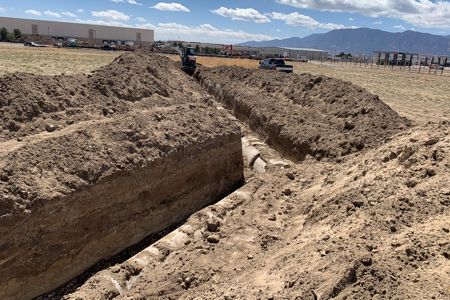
[171,41,328,60]
[0,16,154,45]
[257,47,328,60]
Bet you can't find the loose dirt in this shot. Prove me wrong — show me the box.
[0,50,244,300]
[67,120,450,300]
[1,50,448,300]
[197,66,410,162]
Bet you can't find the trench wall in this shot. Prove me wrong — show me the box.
[0,120,243,300]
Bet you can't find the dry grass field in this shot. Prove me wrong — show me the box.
[1,44,447,124]
[291,61,450,124]
[0,43,119,76]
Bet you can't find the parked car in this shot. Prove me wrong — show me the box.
[259,58,293,73]
[24,41,43,47]
[101,45,117,51]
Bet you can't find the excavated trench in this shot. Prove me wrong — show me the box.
[0,51,248,300]
[1,53,414,300]
[36,62,449,300]
[196,66,410,162]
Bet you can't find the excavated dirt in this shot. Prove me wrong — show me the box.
[197,66,411,162]
[1,51,448,300]
[0,50,244,300]
[0,50,201,141]
[66,122,450,300]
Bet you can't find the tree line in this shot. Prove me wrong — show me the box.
[0,27,22,42]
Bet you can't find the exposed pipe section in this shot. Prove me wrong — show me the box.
[241,137,267,173]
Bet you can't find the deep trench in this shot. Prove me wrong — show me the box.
[32,75,275,300]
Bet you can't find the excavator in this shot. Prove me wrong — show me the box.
[179,47,197,75]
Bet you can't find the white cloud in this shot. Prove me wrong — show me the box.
[270,12,345,30]
[61,12,78,18]
[77,9,84,13]
[373,20,383,25]
[75,19,129,27]
[211,7,271,23]
[152,2,190,12]
[135,22,272,43]
[91,10,130,21]
[25,9,42,16]
[276,0,450,28]
[111,0,142,5]
[44,10,61,18]
[348,17,354,21]
[0,7,5,13]
[135,17,146,22]
[393,24,406,30]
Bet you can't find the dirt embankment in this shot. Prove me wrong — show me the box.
[197,66,410,162]
[0,50,244,300]
[0,49,201,141]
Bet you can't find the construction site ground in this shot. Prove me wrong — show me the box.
[0,48,448,300]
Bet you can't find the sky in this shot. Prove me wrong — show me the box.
[1,0,450,43]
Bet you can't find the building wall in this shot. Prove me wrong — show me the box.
[0,17,154,43]
[257,47,328,60]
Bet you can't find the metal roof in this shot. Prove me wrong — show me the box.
[281,47,328,52]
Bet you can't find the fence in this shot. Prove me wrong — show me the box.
[318,57,449,76]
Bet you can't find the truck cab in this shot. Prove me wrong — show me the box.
[259,58,293,73]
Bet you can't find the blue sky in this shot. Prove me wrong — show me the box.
[1,1,450,43]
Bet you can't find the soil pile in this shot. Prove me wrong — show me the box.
[67,122,449,300]
[0,49,202,140]
[0,50,244,300]
[197,66,410,161]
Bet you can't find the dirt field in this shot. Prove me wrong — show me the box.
[1,48,449,300]
[0,43,119,76]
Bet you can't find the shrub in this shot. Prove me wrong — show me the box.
[0,27,8,41]
[13,28,22,39]
[6,32,15,42]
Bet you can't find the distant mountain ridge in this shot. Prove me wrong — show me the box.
[241,28,450,56]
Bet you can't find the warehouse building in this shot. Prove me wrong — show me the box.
[0,16,154,45]
[257,47,328,60]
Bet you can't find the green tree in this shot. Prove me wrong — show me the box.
[195,44,200,52]
[6,32,15,42]
[0,27,8,41]
[13,28,22,39]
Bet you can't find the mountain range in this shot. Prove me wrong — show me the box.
[241,28,450,56]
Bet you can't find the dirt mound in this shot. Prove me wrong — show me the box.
[0,50,244,300]
[67,122,449,300]
[197,66,410,161]
[0,49,199,141]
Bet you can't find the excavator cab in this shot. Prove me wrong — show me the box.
[180,47,197,75]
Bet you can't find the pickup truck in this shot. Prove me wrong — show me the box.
[259,58,294,73]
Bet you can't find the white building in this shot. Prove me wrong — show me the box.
[0,16,154,45]
[257,47,328,60]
